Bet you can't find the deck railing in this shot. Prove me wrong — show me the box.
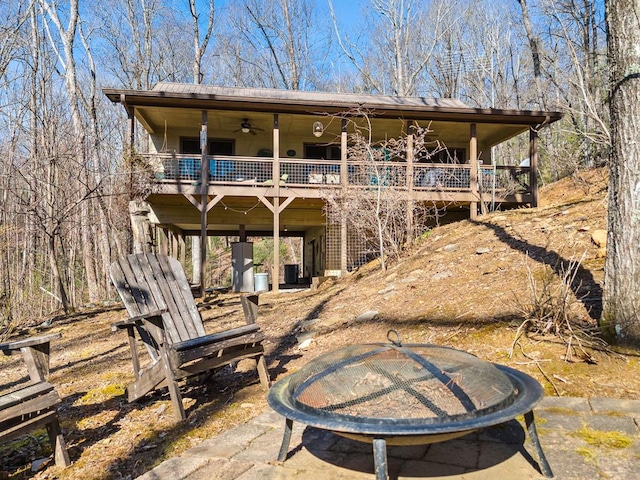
[147,153,530,194]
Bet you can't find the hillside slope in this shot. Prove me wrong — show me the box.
[256,167,615,395]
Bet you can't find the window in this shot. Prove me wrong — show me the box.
[180,138,235,155]
[304,143,341,160]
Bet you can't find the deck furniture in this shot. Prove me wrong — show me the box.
[0,333,70,467]
[110,253,271,420]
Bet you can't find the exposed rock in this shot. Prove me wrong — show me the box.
[297,338,314,350]
[299,318,320,330]
[476,247,491,255]
[355,310,379,322]
[578,226,590,232]
[296,332,314,344]
[382,291,397,300]
[592,229,607,248]
[31,459,51,473]
[385,272,397,282]
[378,285,395,295]
[432,271,453,281]
[443,244,458,253]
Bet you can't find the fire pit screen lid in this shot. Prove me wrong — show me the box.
[285,339,516,424]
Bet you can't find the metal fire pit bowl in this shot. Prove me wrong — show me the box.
[268,336,553,479]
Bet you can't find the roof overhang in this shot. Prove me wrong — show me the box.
[103,83,563,149]
[104,83,562,127]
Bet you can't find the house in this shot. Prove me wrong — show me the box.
[103,82,563,293]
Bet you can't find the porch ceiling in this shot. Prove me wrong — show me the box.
[130,106,531,149]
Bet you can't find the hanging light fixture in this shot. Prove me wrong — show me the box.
[312,121,324,137]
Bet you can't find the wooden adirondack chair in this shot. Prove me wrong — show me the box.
[0,333,71,467]
[110,253,271,420]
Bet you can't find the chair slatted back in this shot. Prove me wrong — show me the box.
[110,253,205,344]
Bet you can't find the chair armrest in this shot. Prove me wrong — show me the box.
[240,294,259,325]
[111,309,167,332]
[0,333,62,356]
[0,333,62,383]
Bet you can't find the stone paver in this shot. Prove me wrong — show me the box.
[135,397,640,480]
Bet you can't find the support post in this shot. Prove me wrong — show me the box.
[272,114,280,293]
[340,118,348,275]
[469,123,479,219]
[373,438,388,480]
[525,411,553,478]
[277,418,294,462]
[529,127,539,207]
[121,94,136,201]
[199,110,208,297]
[179,234,186,265]
[129,200,152,253]
[406,127,415,244]
[341,118,348,187]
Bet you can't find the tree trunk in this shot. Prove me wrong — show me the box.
[517,0,544,109]
[47,234,72,314]
[602,0,640,342]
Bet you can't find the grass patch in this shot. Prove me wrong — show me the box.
[540,407,579,416]
[77,383,126,405]
[576,446,597,462]
[572,426,633,449]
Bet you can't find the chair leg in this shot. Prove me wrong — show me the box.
[256,354,271,389]
[166,377,186,420]
[159,348,186,420]
[45,418,71,467]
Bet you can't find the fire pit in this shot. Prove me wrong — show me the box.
[267,332,553,479]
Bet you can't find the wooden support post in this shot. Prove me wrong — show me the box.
[340,118,348,275]
[272,114,280,293]
[179,234,186,265]
[171,232,178,259]
[273,114,280,197]
[159,228,169,256]
[406,128,415,243]
[129,200,152,253]
[530,127,539,207]
[469,123,479,219]
[199,110,208,297]
[340,214,347,276]
[341,118,348,187]
[273,198,280,292]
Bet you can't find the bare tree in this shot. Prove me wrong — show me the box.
[542,0,609,165]
[189,0,215,84]
[516,0,545,108]
[96,0,164,89]
[323,115,444,271]
[329,0,465,96]
[219,0,329,90]
[601,0,640,343]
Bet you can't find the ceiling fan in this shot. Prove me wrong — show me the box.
[233,119,264,135]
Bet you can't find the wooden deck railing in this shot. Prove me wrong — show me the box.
[145,153,530,195]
